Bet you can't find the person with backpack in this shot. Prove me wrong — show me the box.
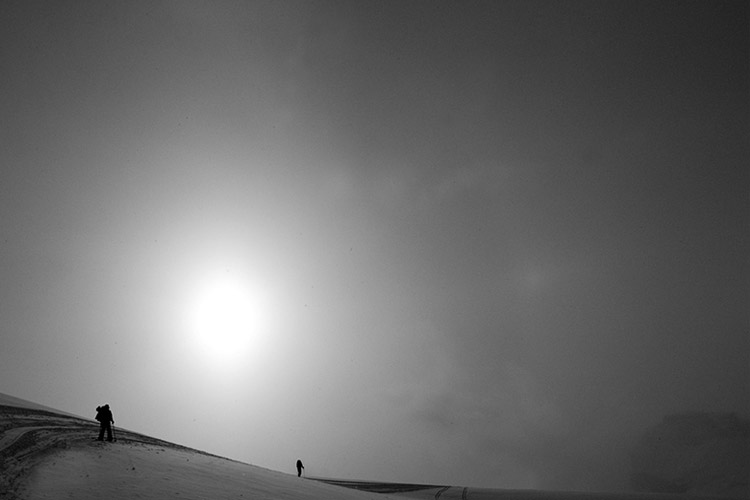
[95,404,114,441]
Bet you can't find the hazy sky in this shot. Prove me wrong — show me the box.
[1,0,747,492]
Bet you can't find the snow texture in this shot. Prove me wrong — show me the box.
[0,393,737,500]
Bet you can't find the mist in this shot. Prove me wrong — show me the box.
[1,0,747,492]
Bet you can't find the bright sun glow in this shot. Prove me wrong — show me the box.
[187,274,271,364]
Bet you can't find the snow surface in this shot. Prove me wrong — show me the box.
[0,393,736,500]
[23,442,392,500]
[0,394,82,419]
[1,393,394,500]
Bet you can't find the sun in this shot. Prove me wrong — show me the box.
[187,275,270,363]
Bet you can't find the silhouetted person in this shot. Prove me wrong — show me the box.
[296,459,304,477]
[95,404,114,441]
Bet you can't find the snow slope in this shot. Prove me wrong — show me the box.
[0,393,736,500]
[22,441,393,500]
[0,393,83,419]
[0,394,397,500]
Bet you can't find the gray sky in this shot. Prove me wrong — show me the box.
[1,0,747,492]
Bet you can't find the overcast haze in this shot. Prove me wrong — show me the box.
[1,0,748,492]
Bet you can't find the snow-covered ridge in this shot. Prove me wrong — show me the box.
[0,393,736,500]
[0,393,389,500]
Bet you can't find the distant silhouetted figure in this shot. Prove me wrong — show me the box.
[296,459,304,477]
[95,404,114,442]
